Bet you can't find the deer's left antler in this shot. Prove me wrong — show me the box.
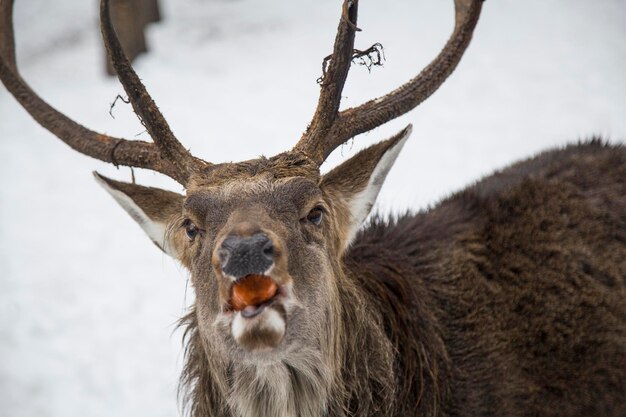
[293,0,484,165]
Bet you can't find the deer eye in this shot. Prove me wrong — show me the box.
[183,219,200,241]
[306,206,324,226]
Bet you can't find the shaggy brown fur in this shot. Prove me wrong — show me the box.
[180,140,625,416]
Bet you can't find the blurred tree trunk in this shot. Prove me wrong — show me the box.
[105,0,162,76]
[141,0,161,24]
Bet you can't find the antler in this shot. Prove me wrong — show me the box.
[100,0,204,183]
[0,0,205,185]
[294,0,484,165]
[297,0,360,160]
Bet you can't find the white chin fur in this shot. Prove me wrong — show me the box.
[232,307,286,350]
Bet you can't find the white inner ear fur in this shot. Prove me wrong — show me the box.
[93,174,177,258]
[345,126,412,247]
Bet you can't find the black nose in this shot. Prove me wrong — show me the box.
[218,233,275,278]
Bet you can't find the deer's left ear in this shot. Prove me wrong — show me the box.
[320,125,411,249]
[93,172,184,258]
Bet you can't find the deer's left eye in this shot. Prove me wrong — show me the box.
[306,206,324,226]
[183,219,200,240]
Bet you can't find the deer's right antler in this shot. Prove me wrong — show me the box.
[0,0,206,185]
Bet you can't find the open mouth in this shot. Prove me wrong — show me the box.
[222,273,295,352]
[227,274,280,318]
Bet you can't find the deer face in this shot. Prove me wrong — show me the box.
[183,169,335,357]
[94,130,409,361]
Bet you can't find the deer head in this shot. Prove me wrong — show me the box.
[0,0,483,414]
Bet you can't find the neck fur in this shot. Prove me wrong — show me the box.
[178,247,446,417]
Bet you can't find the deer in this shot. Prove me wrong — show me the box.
[1,0,624,416]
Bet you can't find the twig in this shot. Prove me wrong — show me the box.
[109,94,130,119]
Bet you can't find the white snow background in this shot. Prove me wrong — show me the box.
[0,0,625,416]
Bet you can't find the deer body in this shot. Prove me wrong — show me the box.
[2,0,624,416]
[346,141,626,416]
[177,141,626,417]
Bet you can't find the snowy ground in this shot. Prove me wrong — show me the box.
[0,0,624,416]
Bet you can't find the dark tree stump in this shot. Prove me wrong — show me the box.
[105,0,161,76]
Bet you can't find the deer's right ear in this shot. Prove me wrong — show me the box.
[93,172,184,258]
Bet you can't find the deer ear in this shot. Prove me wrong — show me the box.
[321,125,411,249]
[93,172,184,258]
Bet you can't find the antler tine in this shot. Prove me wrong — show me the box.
[0,0,16,72]
[293,0,360,165]
[0,0,184,183]
[100,0,204,183]
[330,0,483,153]
[297,0,483,165]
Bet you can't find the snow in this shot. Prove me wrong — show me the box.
[0,0,624,415]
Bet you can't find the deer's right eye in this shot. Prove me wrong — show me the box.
[183,219,200,241]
